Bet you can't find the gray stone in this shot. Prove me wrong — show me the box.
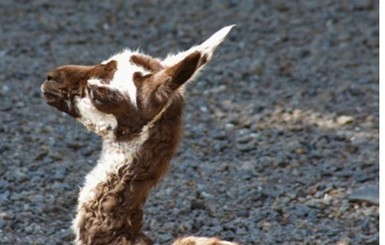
[349,185,379,205]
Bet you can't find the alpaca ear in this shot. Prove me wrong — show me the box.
[144,51,201,110]
[149,25,235,106]
[158,25,235,90]
[158,51,202,90]
[162,25,235,70]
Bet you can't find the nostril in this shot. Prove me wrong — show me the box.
[46,75,52,80]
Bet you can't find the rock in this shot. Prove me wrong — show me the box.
[352,0,374,10]
[236,142,255,152]
[0,180,9,191]
[336,115,354,125]
[211,129,228,140]
[236,209,249,218]
[190,199,206,210]
[250,59,265,76]
[236,134,253,144]
[25,225,34,234]
[13,170,29,183]
[0,219,6,229]
[348,185,379,205]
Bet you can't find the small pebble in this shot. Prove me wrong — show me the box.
[336,115,354,125]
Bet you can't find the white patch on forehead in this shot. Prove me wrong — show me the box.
[93,49,150,107]
[74,95,117,140]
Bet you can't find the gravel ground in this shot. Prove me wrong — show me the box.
[0,0,379,244]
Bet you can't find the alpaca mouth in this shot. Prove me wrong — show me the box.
[41,89,66,108]
[41,81,65,102]
[43,91,60,103]
[41,86,80,117]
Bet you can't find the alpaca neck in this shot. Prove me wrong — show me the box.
[74,98,183,245]
[77,138,148,206]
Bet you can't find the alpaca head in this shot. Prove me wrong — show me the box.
[41,26,234,141]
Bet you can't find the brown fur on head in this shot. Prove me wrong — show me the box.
[42,50,207,141]
[41,25,234,141]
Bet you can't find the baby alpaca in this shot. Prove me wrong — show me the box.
[41,26,236,245]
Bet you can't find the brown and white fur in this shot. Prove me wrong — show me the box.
[41,26,236,245]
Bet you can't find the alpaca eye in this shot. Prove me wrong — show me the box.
[89,89,104,106]
[93,97,104,106]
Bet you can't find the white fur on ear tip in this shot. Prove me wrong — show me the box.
[161,25,235,67]
[198,25,235,53]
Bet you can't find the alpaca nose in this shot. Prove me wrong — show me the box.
[42,70,60,93]
[46,70,57,82]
